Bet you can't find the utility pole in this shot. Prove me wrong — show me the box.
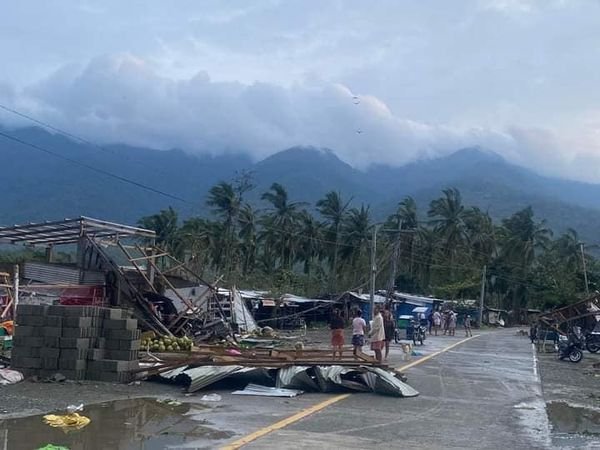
[580,243,590,296]
[478,265,486,328]
[13,265,19,322]
[370,225,378,320]
[387,220,403,302]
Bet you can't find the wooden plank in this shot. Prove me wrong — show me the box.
[117,241,157,293]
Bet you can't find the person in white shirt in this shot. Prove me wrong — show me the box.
[370,306,385,363]
[351,309,367,356]
[433,310,442,336]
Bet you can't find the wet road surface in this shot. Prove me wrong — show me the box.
[2,330,598,449]
[244,330,555,449]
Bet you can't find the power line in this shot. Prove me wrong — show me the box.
[0,103,179,181]
[0,130,191,204]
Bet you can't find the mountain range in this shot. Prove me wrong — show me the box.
[2,126,600,244]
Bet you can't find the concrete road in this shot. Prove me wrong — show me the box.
[236,330,552,450]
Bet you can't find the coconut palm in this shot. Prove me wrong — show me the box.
[464,207,497,265]
[261,183,305,269]
[428,188,468,276]
[316,191,352,290]
[238,204,258,275]
[296,210,324,277]
[179,217,215,275]
[500,206,552,311]
[137,207,180,254]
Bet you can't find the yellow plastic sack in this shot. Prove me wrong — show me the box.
[43,413,91,431]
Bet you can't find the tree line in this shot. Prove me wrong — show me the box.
[138,179,598,313]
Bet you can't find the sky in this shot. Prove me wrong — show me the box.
[2,0,600,182]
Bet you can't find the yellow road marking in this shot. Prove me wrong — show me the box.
[220,393,351,450]
[395,335,479,371]
[221,335,479,449]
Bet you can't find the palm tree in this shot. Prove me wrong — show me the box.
[296,210,324,278]
[340,205,372,287]
[464,207,497,265]
[137,207,179,254]
[500,206,552,311]
[261,183,305,269]
[238,204,258,275]
[385,196,419,289]
[179,217,214,275]
[414,226,439,292]
[553,228,582,272]
[501,207,552,268]
[428,188,468,277]
[206,181,242,274]
[316,191,352,291]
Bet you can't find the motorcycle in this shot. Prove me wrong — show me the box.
[585,329,600,353]
[556,327,584,363]
[413,321,427,346]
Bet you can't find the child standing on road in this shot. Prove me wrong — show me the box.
[351,309,367,357]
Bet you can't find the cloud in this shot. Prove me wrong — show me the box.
[3,53,600,184]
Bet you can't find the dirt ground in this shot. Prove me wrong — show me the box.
[0,377,181,419]
[537,345,600,408]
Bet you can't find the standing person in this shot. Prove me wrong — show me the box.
[449,310,457,336]
[370,306,385,364]
[442,311,449,335]
[427,310,434,335]
[351,309,367,357]
[383,306,396,361]
[330,309,345,360]
[433,309,442,336]
[464,314,473,337]
[529,322,537,344]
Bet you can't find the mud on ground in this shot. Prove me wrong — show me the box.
[538,348,600,408]
[0,377,185,419]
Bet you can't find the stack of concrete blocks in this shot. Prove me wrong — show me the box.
[12,304,140,382]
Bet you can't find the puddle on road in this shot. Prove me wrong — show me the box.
[0,397,234,450]
[546,401,600,435]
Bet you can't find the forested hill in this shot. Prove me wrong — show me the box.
[2,126,600,244]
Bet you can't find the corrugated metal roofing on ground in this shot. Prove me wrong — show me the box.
[155,364,419,397]
[231,384,303,397]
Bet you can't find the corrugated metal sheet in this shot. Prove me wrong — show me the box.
[182,365,245,392]
[276,366,319,391]
[24,263,79,284]
[155,364,418,397]
[81,270,105,285]
[23,262,104,285]
[361,367,419,397]
[231,384,303,397]
[231,289,258,333]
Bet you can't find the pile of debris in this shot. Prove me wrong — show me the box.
[137,345,418,397]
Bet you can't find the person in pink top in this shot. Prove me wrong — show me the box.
[351,309,367,356]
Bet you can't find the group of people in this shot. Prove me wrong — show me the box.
[428,309,473,337]
[330,306,396,364]
[330,306,474,364]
